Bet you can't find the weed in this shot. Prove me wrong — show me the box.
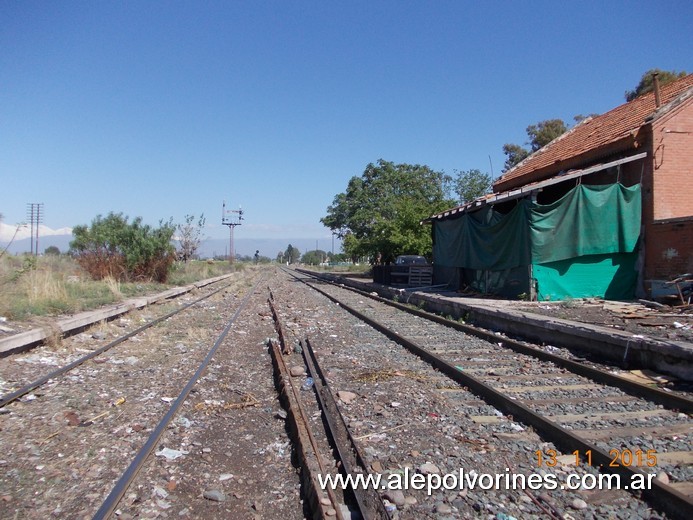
[104,276,122,299]
[560,298,577,308]
[42,321,63,350]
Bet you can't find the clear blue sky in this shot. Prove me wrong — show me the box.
[2,0,691,243]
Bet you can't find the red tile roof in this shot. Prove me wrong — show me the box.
[493,74,693,192]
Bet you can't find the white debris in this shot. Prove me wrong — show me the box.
[155,448,188,460]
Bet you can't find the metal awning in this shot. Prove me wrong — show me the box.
[426,152,647,222]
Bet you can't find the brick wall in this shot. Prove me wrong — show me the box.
[651,100,693,221]
[644,218,693,280]
[643,99,693,282]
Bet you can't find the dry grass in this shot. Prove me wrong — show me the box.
[0,255,238,321]
[104,276,123,299]
[25,268,69,304]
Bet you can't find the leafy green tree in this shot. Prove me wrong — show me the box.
[301,249,327,265]
[321,159,455,263]
[340,233,361,264]
[526,119,567,151]
[502,119,568,172]
[625,69,687,101]
[454,169,492,204]
[44,246,60,256]
[330,252,350,263]
[176,214,206,263]
[70,212,176,282]
[284,244,301,264]
[501,143,530,172]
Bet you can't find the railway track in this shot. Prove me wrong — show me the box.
[281,267,693,519]
[0,268,393,519]
[0,279,234,409]
[1,265,691,518]
[0,270,309,519]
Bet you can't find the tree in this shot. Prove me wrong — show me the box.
[284,244,301,264]
[321,159,455,263]
[454,169,492,204]
[526,119,567,152]
[176,214,206,262]
[70,212,176,282]
[625,69,687,101]
[502,119,568,173]
[502,143,530,173]
[44,246,61,256]
[301,249,328,265]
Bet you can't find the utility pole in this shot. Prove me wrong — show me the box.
[221,201,243,264]
[26,203,44,256]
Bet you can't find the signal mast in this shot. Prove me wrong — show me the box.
[222,201,243,263]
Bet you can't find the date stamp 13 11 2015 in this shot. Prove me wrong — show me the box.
[535,448,658,468]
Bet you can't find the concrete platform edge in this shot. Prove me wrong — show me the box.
[0,273,233,356]
[321,273,693,382]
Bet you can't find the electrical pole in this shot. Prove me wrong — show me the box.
[26,203,44,256]
[221,201,243,264]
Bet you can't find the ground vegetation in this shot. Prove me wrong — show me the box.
[70,212,176,282]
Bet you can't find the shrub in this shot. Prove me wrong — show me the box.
[70,213,176,282]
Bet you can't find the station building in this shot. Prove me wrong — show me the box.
[428,74,693,301]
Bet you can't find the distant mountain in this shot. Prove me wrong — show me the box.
[0,222,73,243]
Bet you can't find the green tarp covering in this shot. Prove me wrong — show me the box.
[533,253,638,301]
[432,183,642,299]
[529,183,642,264]
[432,200,530,270]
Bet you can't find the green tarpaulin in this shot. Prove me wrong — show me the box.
[533,253,638,301]
[529,183,642,264]
[432,200,530,270]
[432,183,642,299]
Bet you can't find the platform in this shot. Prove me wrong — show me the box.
[325,274,693,382]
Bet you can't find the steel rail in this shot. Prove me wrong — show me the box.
[267,293,345,520]
[294,268,693,414]
[292,272,693,520]
[302,337,391,520]
[91,277,263,520]
[0,281,232,409]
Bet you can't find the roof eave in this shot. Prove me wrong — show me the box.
[492,134,640,193]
